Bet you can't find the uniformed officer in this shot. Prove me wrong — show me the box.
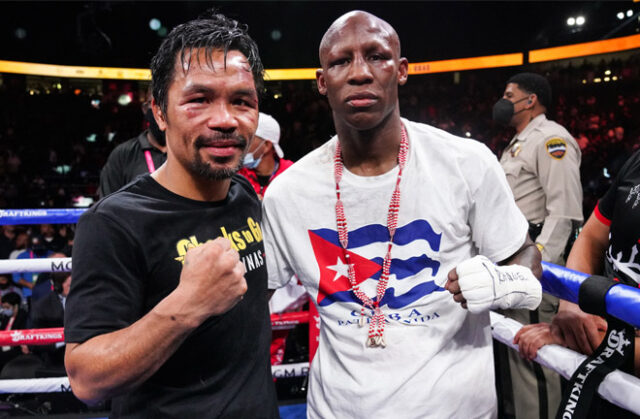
[493,72,583,419]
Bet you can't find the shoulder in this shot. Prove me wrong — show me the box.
[404,118,498,167]
[231,174,260,201]
[266,140,334,195]
[86,176,154,222]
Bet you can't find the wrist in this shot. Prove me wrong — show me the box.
[152,287,206,330]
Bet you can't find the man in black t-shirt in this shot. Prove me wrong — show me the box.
[64,11,278,418]
[98,89,167,198]
[515,150,640,376]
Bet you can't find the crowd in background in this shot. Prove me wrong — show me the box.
[1,55,639,217]
[0,58,638,344]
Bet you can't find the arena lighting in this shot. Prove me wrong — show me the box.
[576,16,586,26]
[465,132,471,137]
[149,18,161,31]
[613,76,618,81]
[14,28,26,39]
[117,93,132,106]
[567,17,576,26]
[604,76,611,82]
[582,79,587,84]
[605,69,611,75]
[618,12,625,19]
[594,77,602,83]
[628,9,634,17]
[529,33,640,62]
[1,33,639,80]
[271,29,282,41]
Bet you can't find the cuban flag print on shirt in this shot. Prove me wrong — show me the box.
[309,219,444,309]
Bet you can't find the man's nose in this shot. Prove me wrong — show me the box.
[347,55,373,85]
[206,102,239,132]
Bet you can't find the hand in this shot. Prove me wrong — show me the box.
[175,237,247,321]
[20,345,30,354]
[550,301,607,355]
[513,323,564,360]
[446,255,542,313]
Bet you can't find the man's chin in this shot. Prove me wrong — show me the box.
[190,160,243,181]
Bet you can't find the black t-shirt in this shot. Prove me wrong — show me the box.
[98,131,167,198]
[66,174,278,418]
[596,149,640,286]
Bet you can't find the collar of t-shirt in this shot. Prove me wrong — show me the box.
[137,130,156,151]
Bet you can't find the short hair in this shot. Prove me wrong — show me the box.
[2,292,21,307]
[150,10,264,114]
[507,72,552,109]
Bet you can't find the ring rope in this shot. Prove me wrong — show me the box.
[0,209,86,225]
[0,257,71,274]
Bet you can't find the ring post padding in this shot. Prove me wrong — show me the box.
[540,261,585,302]
[578,275,618,316]
[606,283,640,329]
[0,209,86,225]
[541,261,640,329]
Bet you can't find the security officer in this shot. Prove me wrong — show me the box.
[493,72,583,419]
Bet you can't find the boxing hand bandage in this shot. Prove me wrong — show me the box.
[456,255,542,313]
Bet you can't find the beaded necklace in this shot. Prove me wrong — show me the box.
[333,125,409,347]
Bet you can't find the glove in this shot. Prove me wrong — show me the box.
[455,255,542,313]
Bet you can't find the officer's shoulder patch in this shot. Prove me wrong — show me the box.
[545,137,567,160]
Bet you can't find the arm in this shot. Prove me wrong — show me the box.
[65,238,247,404]
[551,211,610,354]
[534,135,583,264]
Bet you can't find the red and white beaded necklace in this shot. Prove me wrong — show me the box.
[333,125,409,347]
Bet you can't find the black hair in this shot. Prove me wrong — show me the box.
[150,10,264,114]
[2,292,21,307]
[507,72,552,109]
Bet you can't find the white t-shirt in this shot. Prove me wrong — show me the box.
[262,119,528,419]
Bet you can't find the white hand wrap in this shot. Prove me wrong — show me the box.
[455,255,542,313]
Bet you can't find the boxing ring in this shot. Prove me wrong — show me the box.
[1,209,639,416]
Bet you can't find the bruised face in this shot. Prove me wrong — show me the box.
[316,11,408,131]
[153,48,259,180]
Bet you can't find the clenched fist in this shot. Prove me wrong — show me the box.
[175,237,247,322]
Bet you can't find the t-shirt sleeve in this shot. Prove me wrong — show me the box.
[261,195,295,290]
[468,146,529,262]
[65,211,146,343]
[597,150,640,222]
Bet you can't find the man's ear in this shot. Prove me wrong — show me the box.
[151,98,168,131]
[397,57,409,86]
[528,93,537,108]
[316,69,327,95]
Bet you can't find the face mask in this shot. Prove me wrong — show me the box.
[145,108,166,147]
[242,141,266,169]
[1,308,13,317]
[492,96,530,125]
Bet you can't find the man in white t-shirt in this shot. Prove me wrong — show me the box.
[263,11,543,418]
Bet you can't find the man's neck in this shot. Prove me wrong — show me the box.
[151,160,231,202]
[514,110,544,135]
[336,112,403,177]
[147,132,167,154]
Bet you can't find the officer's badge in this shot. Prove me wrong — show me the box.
[510,143,521,157]
[545,138,567,159]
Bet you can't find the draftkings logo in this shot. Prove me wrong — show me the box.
[174,217,264,272]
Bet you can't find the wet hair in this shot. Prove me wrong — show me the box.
[150,10,264,114]
[2,292,21,307]
[507,72,552,109]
